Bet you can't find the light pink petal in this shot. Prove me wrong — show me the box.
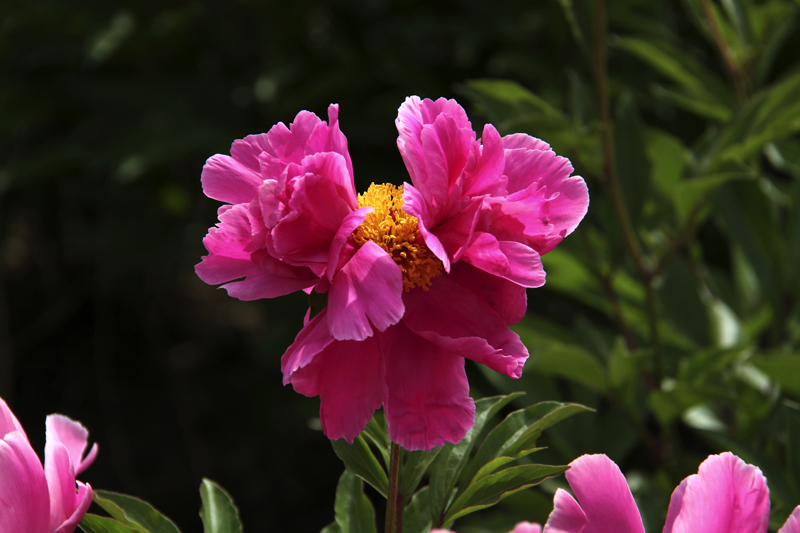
[298,151,357,209]
[511,521,543,533]
[566,454,645,533]
[327,208,372,281]
[288,334,384,443]
[266,111,322,165]
[305,104,355,182]
[431,198,482,263]
[543,489,587,533]
[462,124,507,197]
[201,154,263,205]
[662,452,769,533]
[503,133,551,152]
[447,262,527,326]
[383,321,475,451]
[403,274,528,378]
[0,397,25,440]
[53,481,92,533]
[779,506,800,533]
[328,241,404,341]
[462,232,546,288]
[402,183,450,272]
[271,156,355,265]
[0,432,50,533]
[230,133,276,171]
[45,414,96,475]
[45,442,77,532]
[281,309,335,384]
[504,145,572,195]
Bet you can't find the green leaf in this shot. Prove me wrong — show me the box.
[320,523,342,533]
[672,173,748,226]
[751,353,800,396]
[442,464,568,524]
[428,393,523,528]
[651,85,733,121]
[199,479,242,533]
[93,491,181,533]
[461,402,592,487]
[608,337,637,389]
[79,515,142,533]
[362,413,390,469]
[614,92,651,224]
[331,436,389,498]
[524,338,608,392]
[333,471,377,533]
[402,487,433,533]
[646,129,688,197]
[401,447,442,506]
[648,384,724,426]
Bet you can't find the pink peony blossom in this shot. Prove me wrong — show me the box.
[196,97,589,450]
[0,397,97,533]
[541,452,799,533]
[432,520,542,533]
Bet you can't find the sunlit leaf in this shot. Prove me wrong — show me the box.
[333,471,377,533]
[93,491,181,533]
[199,479,242,533]
[331,436,389,498]
[79,515,141,533]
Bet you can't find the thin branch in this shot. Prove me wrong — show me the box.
[699,0,747,103]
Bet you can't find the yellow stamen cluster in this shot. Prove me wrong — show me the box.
[353,183,443,291]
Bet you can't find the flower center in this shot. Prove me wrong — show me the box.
[353,183,443,291]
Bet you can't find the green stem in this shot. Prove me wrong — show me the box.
[384,442,401,533]
[699,0,746,104]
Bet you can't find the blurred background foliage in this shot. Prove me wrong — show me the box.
[2,0,800,531]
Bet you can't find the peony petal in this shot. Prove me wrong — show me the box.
[511,522,543,533]
[779,507,800,533]
[45,414,96,475]
[328,241,404,341]
[662,452,769,533]
[383,321,475,450]
[503,133,551,152]
[403,274,529,378]
[288,334,384,443]
[462,124,507,197]
[402,183,450,272]
[201,154,263,205]
[45,442,77,532]
[0,397,25,440]
[266,111,323,165]
[447,262,527,326]
[462,232,546,288]
[543,489,587,533]
[0,432,50,533]
[565,454,645,533]
[431,197,482,263]
[305,104,355,182]
[327,207,373,281]
[281,309,335,384]
[230,133,275,171]
[53,481,93,533]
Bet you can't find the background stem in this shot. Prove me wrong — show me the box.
[384,442,401,533]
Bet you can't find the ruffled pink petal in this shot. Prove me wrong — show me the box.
[447,262,527,326]
[566,454,645,533]
[403,274,528,378]
[462,124,507,197]
[662,452,769,533]
[461,232,546,288]
[271,155,356,265]
[327,208,372,281]
[503,133,551,152]
[504,147,572,196]
[45,414,96,475]
[265,111,323,165]
[53,481,92,533]
[779,507,800,533]
[281,309,335,384]
[201,153,264,205]
[45,442,77,532]
[288,334,384,443]
[402,183,450,272]
[230,133,276,172]
[383,321,475,451]
[543,489,587,533]
[511,521,543,533]
[305,104,355,183]
[431,198,482,263]
[0,397,25,440]
[328,241,404,341]
[0,431,50,533]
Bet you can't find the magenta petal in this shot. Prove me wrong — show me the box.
[53,481,93,533]
[305,104,355,182]
[281,309,335,384]
[462,124,507,197]
[447,262,527,326]
[566,454,645,533]
[0,431,50,533]
[266,111,323,165]
[328,241,404,341]
[327,207,373,281]
[384,321,475,451]
[403,275,528,378]
[45,443,77,532]
[45,414,95,475]
[0,397,25,440]
[662,452,769,533]
[230,133,275,171]
[432,198,482,263]
[779,507,800,533]
[462,232,546,288]
[288,335,384,443]
[503,133,551,152]
[543,489,587,533]
[402,183,451,271]
[201,154,263,205]
[511,522,543,533]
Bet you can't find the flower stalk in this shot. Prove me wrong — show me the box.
[385,442,401,533]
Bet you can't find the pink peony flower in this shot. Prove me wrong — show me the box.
[542,452,800,533]
[196,97,589,450]
[0,397,97,533]
[432,520,542,533]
